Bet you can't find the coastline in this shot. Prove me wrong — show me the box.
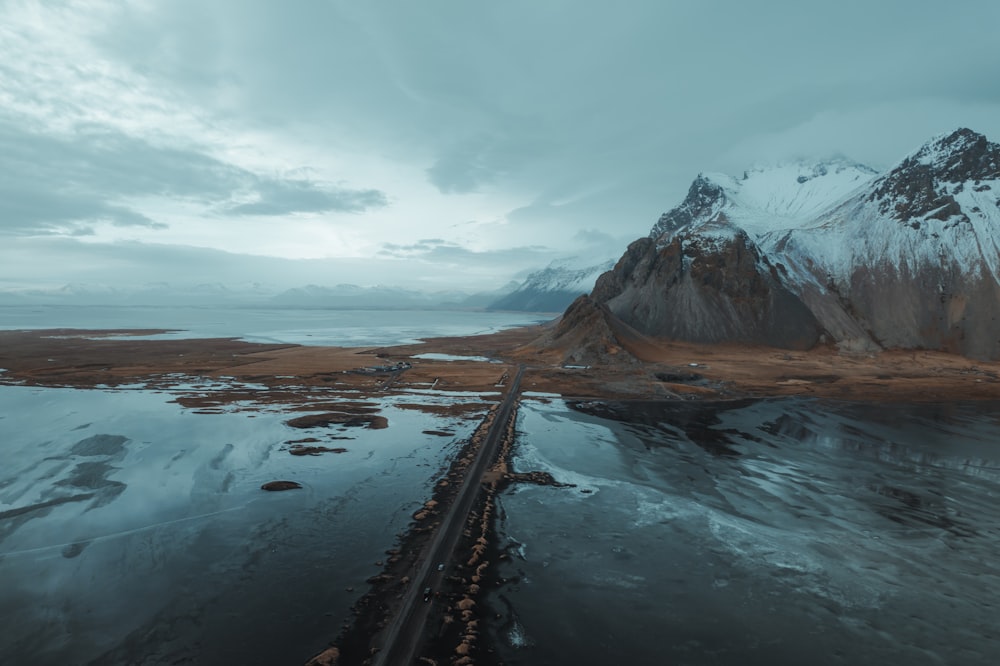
[5,325,1000,664]
[4,326,1000,403]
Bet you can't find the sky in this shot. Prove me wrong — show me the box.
[2,0,1000,294]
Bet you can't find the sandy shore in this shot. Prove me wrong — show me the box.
[4,326,998,403]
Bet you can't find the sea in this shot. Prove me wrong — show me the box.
[0,303,548,347]
[2,305,1000,665]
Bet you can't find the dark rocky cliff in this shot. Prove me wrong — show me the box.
[592,231,824,350]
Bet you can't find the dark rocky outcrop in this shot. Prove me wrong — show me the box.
[532,294,643,366]
[288,445,348,456]
[286,412,388,429]
[593,232,824,350]
[261,480,302,491]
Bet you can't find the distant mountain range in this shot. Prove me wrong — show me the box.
[487,259,615,312]
[562,128,1000,360]
[0,282,276,306]
[1,268,605,313]
[0,281,509,310]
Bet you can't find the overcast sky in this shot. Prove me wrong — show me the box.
[3,0,999,293]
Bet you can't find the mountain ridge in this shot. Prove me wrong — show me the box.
[559,128,1000,359]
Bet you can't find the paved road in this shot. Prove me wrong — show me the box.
[371,364,525,666]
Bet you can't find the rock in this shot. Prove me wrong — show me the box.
[286,412,388,429]
[261,480,302,491]
[529,294,644,366]
[304,646,340,666]
[286,437,321,444]
[593,233,824,350]
[288,445,348,456]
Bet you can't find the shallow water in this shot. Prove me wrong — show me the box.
[0,384,482,664]
[412,352,502,363]
[0,304,545,346]
[491,398,1000,666]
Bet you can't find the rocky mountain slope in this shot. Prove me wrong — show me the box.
[767,129,1000,358]
[577,128,1000,358]
[592,231,824,350]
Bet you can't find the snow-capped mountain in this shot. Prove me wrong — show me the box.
[582,128,1000,358]
[650,159,877,242]
[488,258,616,312]
[767,128,1000,357]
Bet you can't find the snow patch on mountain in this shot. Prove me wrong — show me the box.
[767,130,1000,286]
[652,159,877,244]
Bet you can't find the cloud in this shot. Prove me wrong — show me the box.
[0,121,232,234]
[4,0,1000,293]
[424,128,548,195]
[426,140,495,194]
[0,120,388,235]
[379,239,458,257]
[376,238,556,277]
[225,179,388,216]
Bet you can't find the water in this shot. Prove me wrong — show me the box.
[0,304,546,346]
[412,353,502,363]
[491,399,1000,666]
[0,307,529,663]
[0,384,485,664]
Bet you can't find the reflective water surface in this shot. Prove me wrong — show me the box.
[0,384,480,664]
[0,305,544,346]
[491,399,1000,666]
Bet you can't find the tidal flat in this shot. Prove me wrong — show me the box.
[0,383,483,664]
[490,398,1000,666]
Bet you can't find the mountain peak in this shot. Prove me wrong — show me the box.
[866,128,999,222]
[649,175,727,241]
[904,127,1000,182]
[922,127,986,155]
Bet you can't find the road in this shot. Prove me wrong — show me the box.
[370,364,524,666]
